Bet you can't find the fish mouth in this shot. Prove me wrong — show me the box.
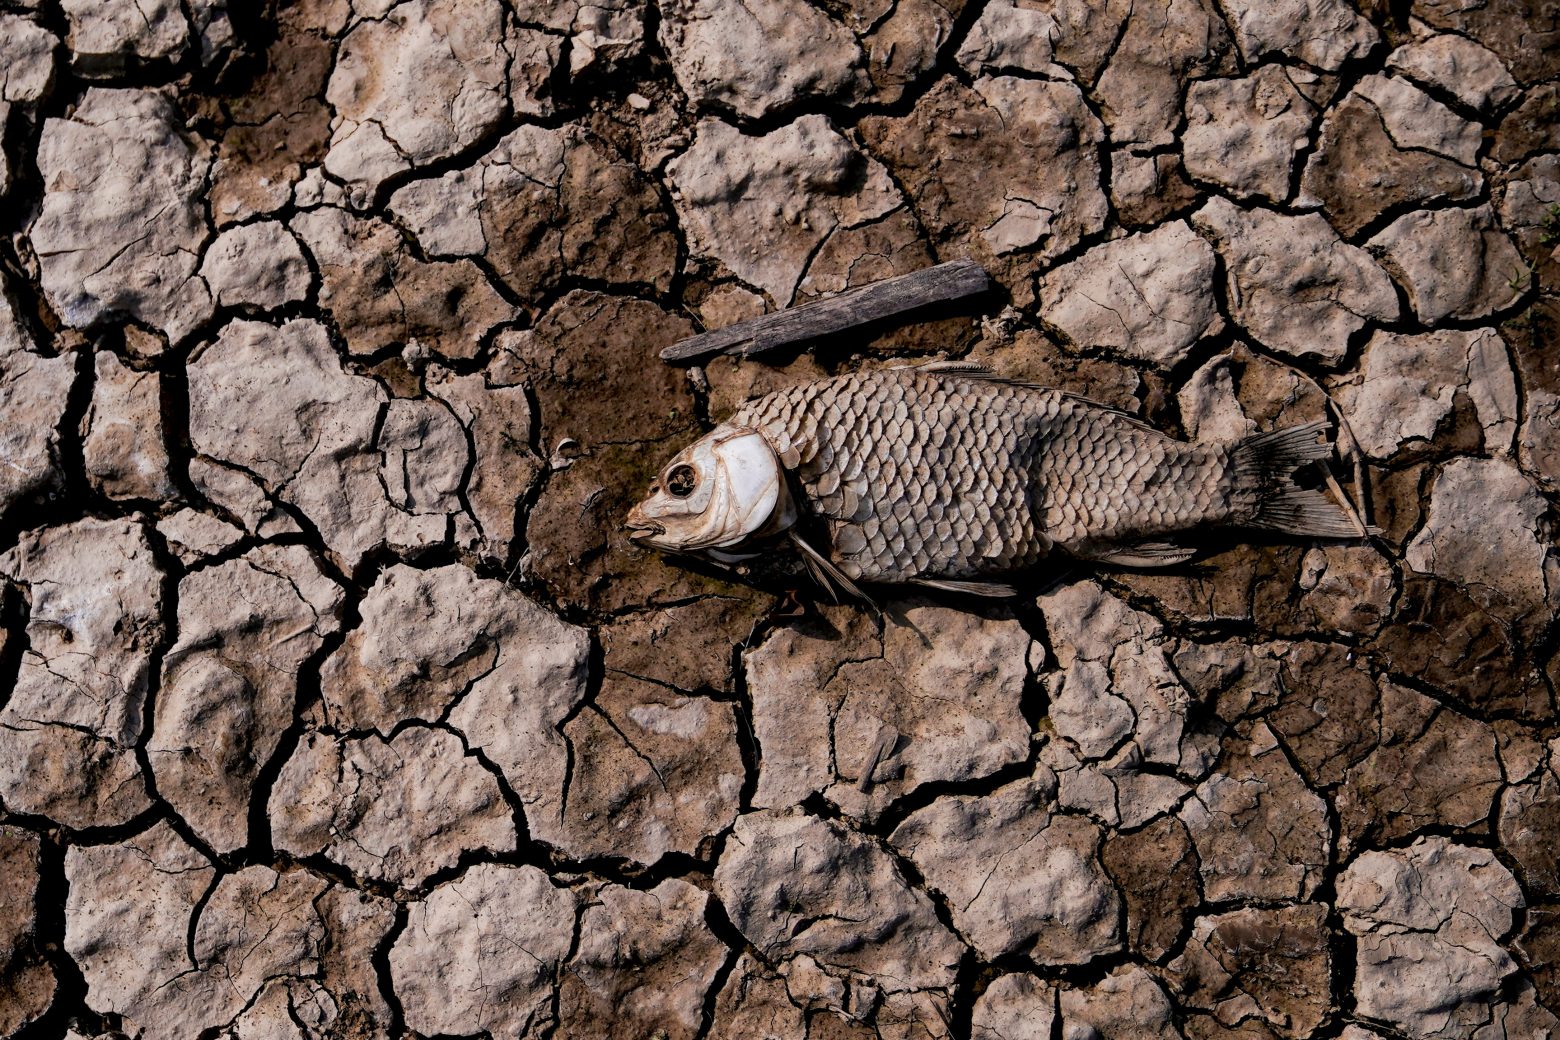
[623,513,665,542]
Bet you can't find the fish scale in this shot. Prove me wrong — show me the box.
[726,366,1245,583]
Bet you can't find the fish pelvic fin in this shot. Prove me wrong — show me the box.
[913,578,1019,597]
[1090,542,1200,568]
[788,530,879,611]
[1231,422,1361,539]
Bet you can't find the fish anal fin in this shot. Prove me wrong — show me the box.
[1091,542,1200,568]
[913,578,1019,597]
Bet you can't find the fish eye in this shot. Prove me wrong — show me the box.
[665,464,698,498]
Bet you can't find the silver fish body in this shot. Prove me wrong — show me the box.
[628,365,1356,592]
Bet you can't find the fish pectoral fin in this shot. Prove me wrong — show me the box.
[913,578,1019,598]
[1091,541,1200,568]
[796,550,840,604]
[788,530,878,611]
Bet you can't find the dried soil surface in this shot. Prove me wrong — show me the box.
[0,1,1558,1038]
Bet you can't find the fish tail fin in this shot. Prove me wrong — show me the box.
[1230,422,1361,539]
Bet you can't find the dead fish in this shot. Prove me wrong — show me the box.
[625,362,1359,599]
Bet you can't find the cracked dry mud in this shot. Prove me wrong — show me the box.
[0,0,1556,1038]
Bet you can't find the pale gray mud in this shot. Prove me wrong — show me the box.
[0,0,1557,1038]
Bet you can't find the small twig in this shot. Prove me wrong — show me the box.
[1323,393,1374,535]
[660,260,995,364]
[1322,466,1370,539]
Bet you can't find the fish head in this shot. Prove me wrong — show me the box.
[625,425,791,552]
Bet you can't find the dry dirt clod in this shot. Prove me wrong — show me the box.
[150,545,344,853]
[1218,0,1379,71]
[322,0,556,200]
[61,0,189,73]
[889,776,1123,966]
[200,221,313,310]
[657,0,866,121]
[31,89,214,343]
[744,601,1033,821]
[81,351,175,502]
[1387,34,1520,115]
[1038,220,1223,369]
[1060,966,1182,1039]
[0,286,76,524]
[668,115,906,307]
[1366,204,1528,324]
[0,518,164,829]
[269,726,517,888]
[318,562,589,843]
[188,318,458,569]
[1165,903,1333,1037]
[389,863,579,1036]
[1338,838,1526,1038]
[555,878,729,1039]
[0,826,56,1035]
[1183,65,1319,205]
[1192,197,1399,366]
[714,808,965,994]
[1179,734,1331,903]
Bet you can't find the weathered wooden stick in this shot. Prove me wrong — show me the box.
[659,259,995,364]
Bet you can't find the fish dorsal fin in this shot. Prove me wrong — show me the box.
[789,530,878,611]
[1056,391,1158,433]
[909,361,1161,434]
[905,360,1045,388]
[903,359,999,376]
[913,578,1019,598]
